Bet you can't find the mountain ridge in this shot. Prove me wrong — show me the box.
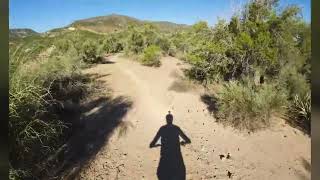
[9,28,39,39]
[10,14,191,36]
[70,14,190,33]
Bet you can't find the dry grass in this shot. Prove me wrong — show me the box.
[213,81,288,131]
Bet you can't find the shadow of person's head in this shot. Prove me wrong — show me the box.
[166,111,173,124]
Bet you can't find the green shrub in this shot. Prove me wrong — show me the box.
[54,39,72,53]
[184,44,231,84]
[9,45,90,179]
[168,43,177,56]
[216,81,288,131]
[287,93,311,134]
[185,60,222,85]
[140,45,162,67]
[171,32,190,54]
[80,40,102,64]
[99,35,124,54]
[155,36,171,54]
[127,29,145,54]
[142,24,159,46]
[278,65,310,99]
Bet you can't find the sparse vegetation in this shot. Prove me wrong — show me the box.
[216,81,288,131]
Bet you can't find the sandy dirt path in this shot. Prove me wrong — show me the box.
[78,54,310,180]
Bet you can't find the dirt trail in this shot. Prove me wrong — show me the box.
[78,54,310,180]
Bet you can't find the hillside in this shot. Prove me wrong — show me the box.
[10,14,190,37]
[70,14,190,33]
[9,28,39,39]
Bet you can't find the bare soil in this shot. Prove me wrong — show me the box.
[76,54,310,180]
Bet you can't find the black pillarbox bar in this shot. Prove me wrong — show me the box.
[0,0,9,179]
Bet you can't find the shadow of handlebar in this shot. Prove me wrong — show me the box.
[150,141,190,148]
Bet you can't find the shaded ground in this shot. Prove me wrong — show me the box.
[58,96,132,179]
[71,54,311,180]
[38,81,132,179]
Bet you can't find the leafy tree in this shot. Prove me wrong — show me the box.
[228,16,241,35]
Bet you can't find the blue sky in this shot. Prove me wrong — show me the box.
[9,0,310,33]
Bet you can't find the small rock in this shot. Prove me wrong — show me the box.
[227,170,233,178]
[284,135,287,138]
[226,153,231,159]
[219,154,225,160]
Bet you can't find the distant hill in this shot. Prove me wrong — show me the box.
[9,28,39,39]
[70,14,190,33]
[10,14,190,39]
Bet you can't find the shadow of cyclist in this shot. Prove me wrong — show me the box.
[149,111,191,180]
